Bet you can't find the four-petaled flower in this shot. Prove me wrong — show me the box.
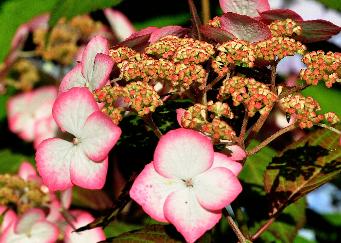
[0,208,59,243]
[130,128,242,243]
[59,36,114,93]
[36,87,121,191]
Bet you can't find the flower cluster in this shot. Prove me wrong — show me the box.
[0,162,106,243]
[218,76,278,117]
[8,59,39,91]
[269,19,302,37]
[279,94,339,128]
[109,46,140,63]
[0,174,49,214]
[254,37,306,62]
[126,81,163,116]
[33,16,104,65]
[177,102,236,141]
[212,40,255,76]
[300,51,341,88]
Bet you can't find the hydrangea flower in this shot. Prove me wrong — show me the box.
[7,86,57,145]
[59,36,114,93]
[36,87,121,191]
[130,128,242,243]
[0,208,59,243]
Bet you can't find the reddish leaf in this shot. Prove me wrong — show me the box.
[115,34,151,51]
[200,25,235,43]
[149,26,188,43]
[220,12,271,42]
[299,20,341,43]
[219,0,270,17]
[259,9,303,24]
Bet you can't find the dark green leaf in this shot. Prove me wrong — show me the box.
[104,221,142,238]
[0,0,57,62]
[317,0,341,11]
[261,199,306,243]
[264,128,341,216]
[102,224,183,242]
[48,0,121,28]
[0,149,34,174]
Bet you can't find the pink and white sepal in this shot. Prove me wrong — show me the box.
[59,36,114,93]
[130,128,242,243]
[36,87,122,191]
[0,208,59,243]
[7,86,57,143]
[64,210,106,243]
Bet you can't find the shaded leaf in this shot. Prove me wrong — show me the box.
[72,187,112,210]
[115,34,151,52]
[239,141,305,243]
[261,199,306,243]
[259,9,303,24]
[220,12,271,43]
[219,0,270,17]
[133,13,190,30]
[200,25,235,43]
[299,20,341,43]
[101,224,183,242]
[0,149,33,174]
[149,26,189,43]
[48,0,121,28]
[264,128,341,216]
[0,0,57,62]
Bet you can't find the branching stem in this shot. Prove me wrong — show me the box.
[247,124,296,156]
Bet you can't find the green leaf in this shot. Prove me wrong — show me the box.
[134,14,189,30]
[317,0,341,11]
[294,235,316,243]
[264,128,341,216]
[0,0,57,62]
[104,221,142,238]
[0,149,34,174]
[302,84,341,117]
[239,141,306,242]
[0,92,9,121]
[48,0,122,28]
[261,199,306,243]
[103,224,183,242]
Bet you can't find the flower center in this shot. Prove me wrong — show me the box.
[72,137,80,145]
[182,178,193,188]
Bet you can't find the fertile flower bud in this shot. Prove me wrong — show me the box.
[254,37,306,62]
[269,19,302,37]
[300,51,341,88]
[218,76,277,117]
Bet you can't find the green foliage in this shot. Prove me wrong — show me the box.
[134,14,189,30]
[238,141,306,242]
[264,128,341,215]
[317,0,341,11]
[0,0,57,62]
[0,93,9,121]
[0,149,33,174]
[302,84,341,117]
[104,221,142,238]
[48,0,122,27]
[103,224,184,242]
